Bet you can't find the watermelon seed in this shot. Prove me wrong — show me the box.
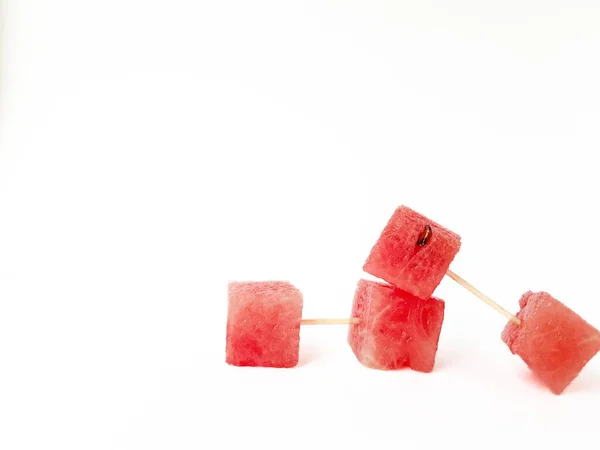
[417,225,432,247]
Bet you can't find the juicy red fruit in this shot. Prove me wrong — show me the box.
[502,291,600,394]
[348,279,445,372]
[226,281,303,368]
[363,206,461,300]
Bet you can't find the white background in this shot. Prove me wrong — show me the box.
[1,1,599,449]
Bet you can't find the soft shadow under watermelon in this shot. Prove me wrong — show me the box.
[518,369,551,393]
[297,344,321,367]
[432,347,465,371]
[562,369,600,394]
[518,368,600,394]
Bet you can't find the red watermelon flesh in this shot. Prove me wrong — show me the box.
[348,279,445,372]
[363,206,461,300]
[502,291,600,394]
[226,281,303,368]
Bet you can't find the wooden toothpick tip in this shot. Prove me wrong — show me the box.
[301,318,360,325]
[445,269,521,325]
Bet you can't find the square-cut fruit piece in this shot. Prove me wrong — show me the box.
[502,291,600,394]
[348,279,445,372]
[363,206,461,299]
[226,281,303,368]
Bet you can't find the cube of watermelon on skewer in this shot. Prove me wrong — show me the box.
[502,291,600,394]
[363,206,461,300]
[226,281,303,368]
[348,279,445,372]
[226,281,363,369]
[441,270,599,394]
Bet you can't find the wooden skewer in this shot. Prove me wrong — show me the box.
[301,271,519,326]
[446,269,521,325]
[301,318,359,325]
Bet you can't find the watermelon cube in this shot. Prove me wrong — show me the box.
[363,206,461,300]
[348,279,445,372]
[226,281,303,368]
[502,291,600,394]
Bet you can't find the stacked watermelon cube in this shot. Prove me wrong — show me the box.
[349,279,445,372]
[363,206,461,299]
[348,206,461,372]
